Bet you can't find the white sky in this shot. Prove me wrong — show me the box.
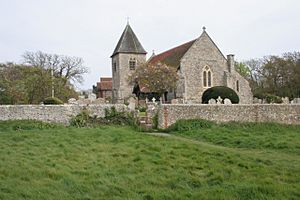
[0,0,299,90]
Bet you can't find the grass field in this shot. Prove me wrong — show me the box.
[0,120,299,199]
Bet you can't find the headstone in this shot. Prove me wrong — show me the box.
[145,98,148,104]
[68,98,77,104]
[88,93,97,101]
[152,97,156,103]
[171,99,178,104]
[253,97,260,104]
[92,98,105,104]
[224,98,232,105]
[79,95,85,100]
[291,98,300,104]
[128,97,136,111]
[282,97,289,104]
[208,98,216,104]
[216,96,223,104]
[159,97,163,104]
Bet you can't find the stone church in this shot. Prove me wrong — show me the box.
[111,24,252,104]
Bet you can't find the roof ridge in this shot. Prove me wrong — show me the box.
[153,39,196,58]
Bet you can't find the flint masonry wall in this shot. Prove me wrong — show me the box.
[158,104,300,129]
[0,104,126,125]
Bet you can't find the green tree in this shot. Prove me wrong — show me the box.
[235,61,251,78]
[128,63,179,100]
[0,63,78,105]
[243,52,300,99]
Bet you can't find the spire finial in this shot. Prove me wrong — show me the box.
[202,26,206,31]
[126,17,130,25]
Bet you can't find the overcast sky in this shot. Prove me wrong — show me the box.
[0,0,299,90]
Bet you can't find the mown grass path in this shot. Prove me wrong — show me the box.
[0,121,299,200]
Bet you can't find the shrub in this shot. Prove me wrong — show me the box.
[43,97,64,105]
[202,86,239,104]
[265,94,282,104]
[165,119,214,132]
[152,113,158,129]
[70,107,139,128]
[69,108,90,127]
[138,106,147,112]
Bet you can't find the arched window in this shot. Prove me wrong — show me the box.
[129,58,136,70]
[203,66,212,87]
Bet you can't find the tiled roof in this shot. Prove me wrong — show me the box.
[111,24,147,57]
[100,77,112,82]
[148,39,196,68]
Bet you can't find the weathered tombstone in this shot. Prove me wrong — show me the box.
[253,97,260,104]
[171,99,178,104]
[92,98,105,104]
[224,98,232,105]
[282,97,289,104]
[208,98,216,104]
[291,98,298,104]
[159,97,163,104]
[79,95,85,100]
[88,93,97,101]
[68,98,77,104]
[152,97,156,103]
[216,96,223,104]
[145,98,149,104]
[128,97,136,111]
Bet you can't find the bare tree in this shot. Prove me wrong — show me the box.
[22,51,88,84]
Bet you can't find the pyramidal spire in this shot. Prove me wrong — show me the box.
[111,24,147,57]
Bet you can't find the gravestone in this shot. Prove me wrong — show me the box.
[68,98,77,104]
[282,97,289,104]
[224,98,232,105]
[79,95,85,100]
[92,98,105,104]
[208,99,216,104]
[171,99,178,104]
[152,97,156,103]
[253,97,260,104]
[88,93,97,101]
[128,97,136,111]
[216,96,223,104]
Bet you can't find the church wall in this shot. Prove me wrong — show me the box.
[180,32,228,103]
[180,32,253,104]
[225,71,253,104]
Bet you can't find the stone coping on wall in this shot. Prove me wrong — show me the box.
[157,104,300,129]
[0,104,127,125]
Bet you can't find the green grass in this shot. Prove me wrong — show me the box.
[170,121,300,154]
[0,120,300,199]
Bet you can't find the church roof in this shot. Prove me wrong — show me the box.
[111,24,147,57]
[148,29,226,68]
[148,39,196,68]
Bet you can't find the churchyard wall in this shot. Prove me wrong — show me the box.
[157,104,300,129]
[0,104,126,125]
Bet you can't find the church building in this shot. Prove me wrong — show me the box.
[111,24,253,104]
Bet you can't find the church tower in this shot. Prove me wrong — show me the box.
[111,24,147,103]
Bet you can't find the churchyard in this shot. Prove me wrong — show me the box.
[0,120,299,199]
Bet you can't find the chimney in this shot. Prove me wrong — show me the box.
[227,54,234,73]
